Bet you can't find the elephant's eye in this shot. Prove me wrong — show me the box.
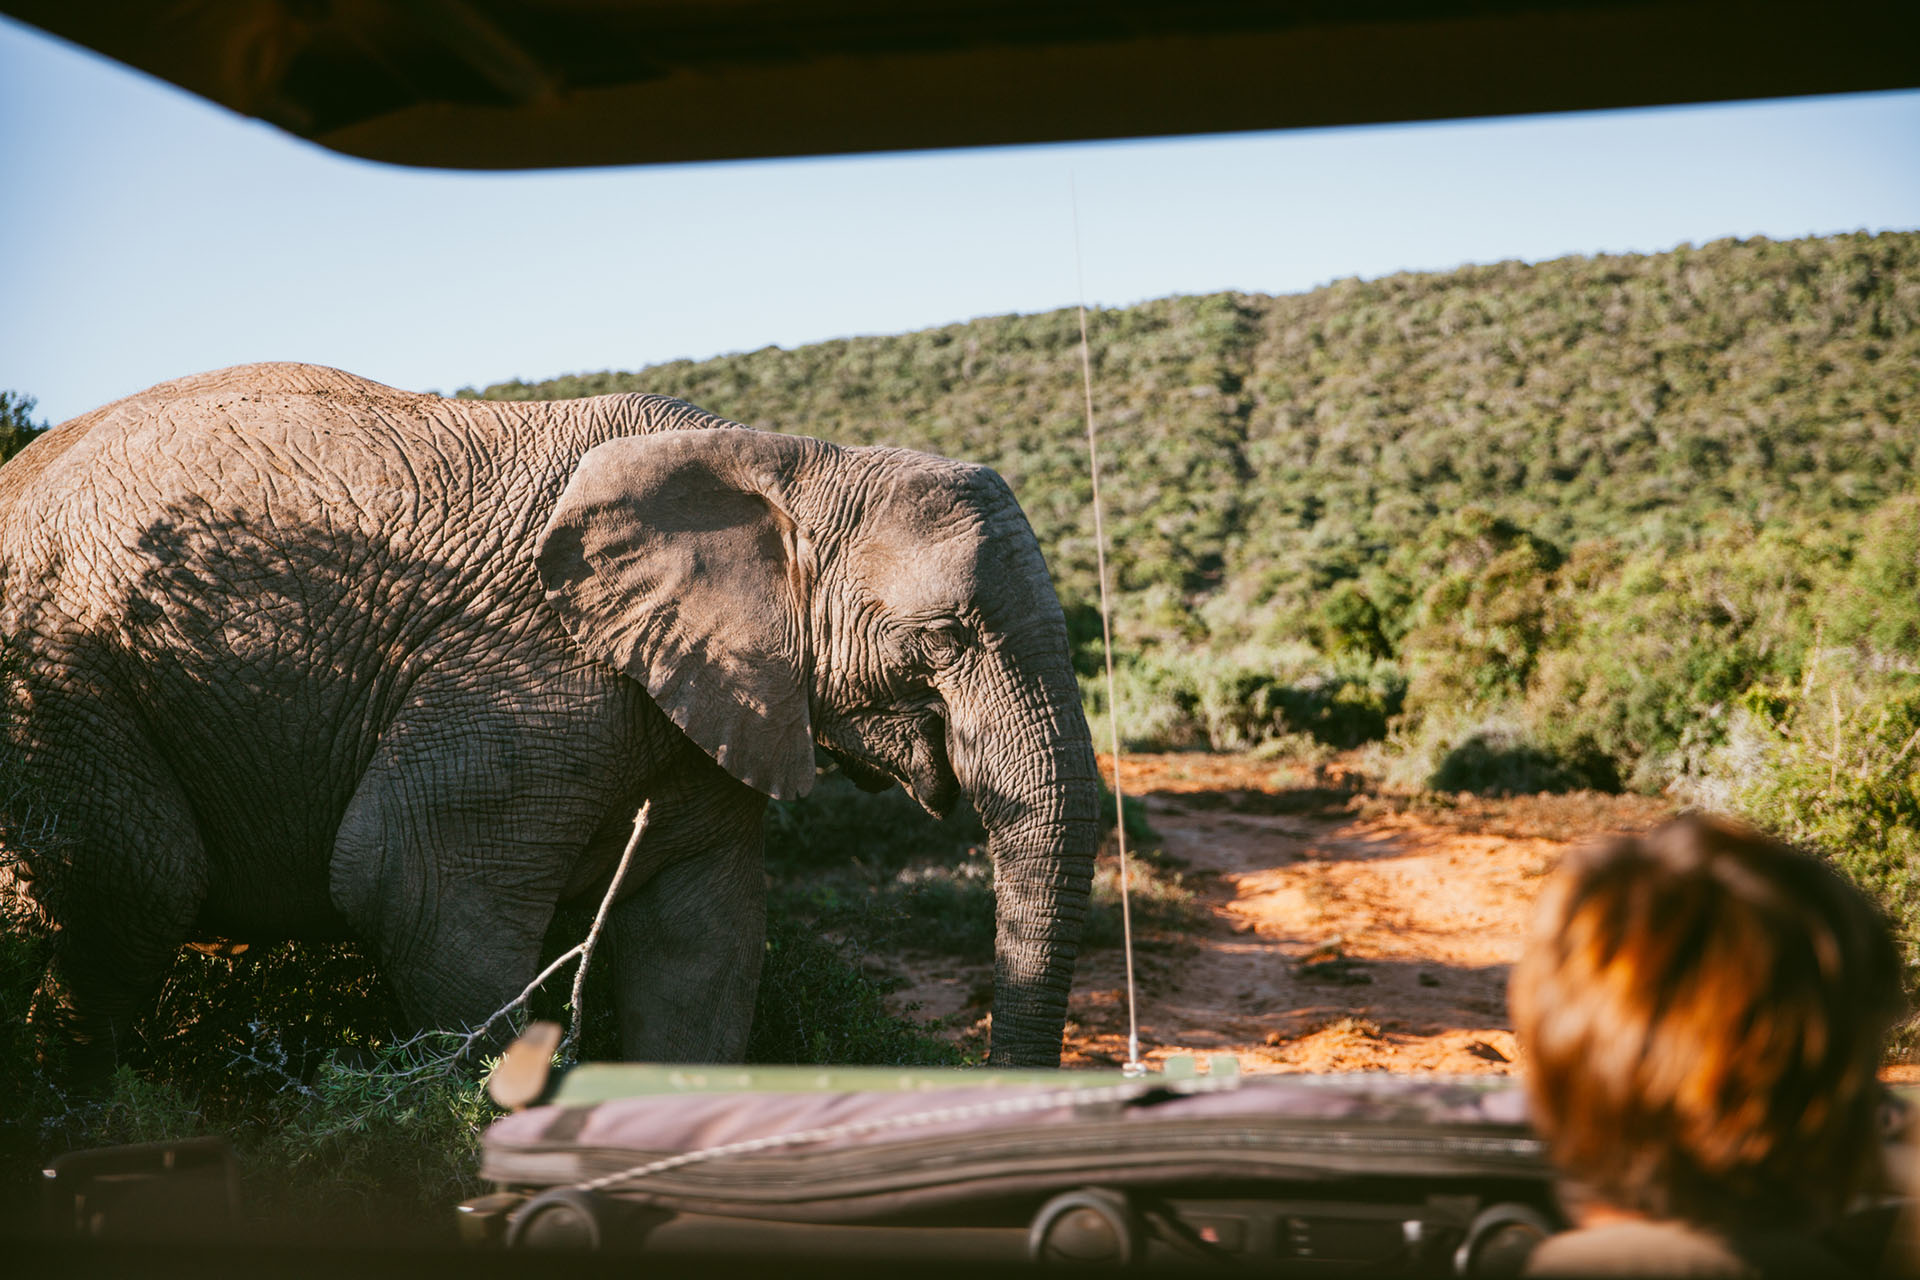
[920,621,969,665]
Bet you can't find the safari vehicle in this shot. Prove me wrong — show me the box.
[440,1024,1913,1273]
[7,1,1917,1276]
[461,1037,1563,1272]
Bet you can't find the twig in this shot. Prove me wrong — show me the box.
[564,801,651,1060]
[1889,725,1920,772]
[232,799,657,1123]
[1830,684,1843,793]
[446,798,653,1064]
[453,944,585,1058]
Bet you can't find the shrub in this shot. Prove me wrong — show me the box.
[1524,525,1833,792]
[1088,647,1403,754]
[1,767,1013,1233]
[766,768,1169,965]
[1316,581,1393,661]
[764,771,985,877]
[1822,494,1920,658]
[746,917,962,1065]
[1392,508,1566,711]
[1427,725,1622,796]
[0,943,493,1237]
[1697,664,1920,1034]
[0,390,45,463]
[1081,854,1199,949]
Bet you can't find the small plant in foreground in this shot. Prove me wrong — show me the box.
[747,916,961,1066]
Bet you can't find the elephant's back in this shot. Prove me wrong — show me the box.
[0,363,440,511]
[6,363,478,538]
[0,364,728,613]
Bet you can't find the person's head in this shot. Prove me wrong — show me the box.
[1511,813,1903,1229]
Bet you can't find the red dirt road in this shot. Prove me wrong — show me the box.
[1061,755,1654,1074]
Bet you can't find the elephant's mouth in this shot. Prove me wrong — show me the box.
[820,707,959,818]
[901,708,960,818]
[832,751,896,793]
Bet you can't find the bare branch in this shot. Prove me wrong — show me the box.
[565,800,651,1060]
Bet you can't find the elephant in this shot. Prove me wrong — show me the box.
[0,362,1100,1069]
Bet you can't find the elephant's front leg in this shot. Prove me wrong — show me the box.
[600,769,768,1062]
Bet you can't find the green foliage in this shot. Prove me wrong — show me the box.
[1516,523,1832,790]
[141,942,408,1086]
[1080,855,1199,950]
[1088,647,1406,754]
[228,1040,494,1228]
[1316,582,1392,660]
[0,775,993,1230]
[1426,724,1622,797]
[746,917,961,1065]
[763,770,985,877]
[0,927,491,1235]
[0,390,45,463]
[476,231,1917,661]
[1394,507,1566,709]
[1823,494,1920,655]
[1699,664,1920,1037]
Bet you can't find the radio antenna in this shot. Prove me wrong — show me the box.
[1070,175,1144,1077]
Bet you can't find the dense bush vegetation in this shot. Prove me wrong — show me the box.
[764,772,1185,970]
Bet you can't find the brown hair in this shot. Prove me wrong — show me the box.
[1511,813,1903,1228]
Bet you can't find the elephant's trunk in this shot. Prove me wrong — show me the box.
[950,634,1100,1068]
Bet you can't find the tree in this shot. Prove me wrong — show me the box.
[0,391,45,463]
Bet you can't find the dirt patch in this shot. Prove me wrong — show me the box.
[886,751,1676,1074]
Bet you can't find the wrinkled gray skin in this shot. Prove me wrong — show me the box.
[0,364,1099,1068]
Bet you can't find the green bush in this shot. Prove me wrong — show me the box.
[1427,725,1622,796]
[1087,647,1404,754]
[1700,665,1920,1028]
[746,917,962,1065]
[1822,494,1920,656]
[479,232,1920,659]
[822,840,1196,965]
[1522,525,1835,792]
[0,390,45,463]
[764,770,985,877]
[1,768,1008,1232]
[1081,855,1199,949]
[465,230,1918,792]
[765,768,1172,967]
[1393,508,1566,711]
[0,931,492,1235]
[1315,582,1393,660]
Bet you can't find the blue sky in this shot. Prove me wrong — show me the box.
[3,14,1917,425]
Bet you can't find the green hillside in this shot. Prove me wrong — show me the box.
[471,231,1916,654]
[475,228,1916,787]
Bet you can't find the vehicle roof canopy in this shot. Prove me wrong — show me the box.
[3,1,1916,171]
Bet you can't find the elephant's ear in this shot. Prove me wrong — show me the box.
[534,429,818,800]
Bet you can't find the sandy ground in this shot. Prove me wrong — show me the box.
[889,752,1678,1075]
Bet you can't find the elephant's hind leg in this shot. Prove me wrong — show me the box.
[30,748,211,1076]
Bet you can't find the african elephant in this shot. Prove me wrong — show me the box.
[0,363,1099,1068]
